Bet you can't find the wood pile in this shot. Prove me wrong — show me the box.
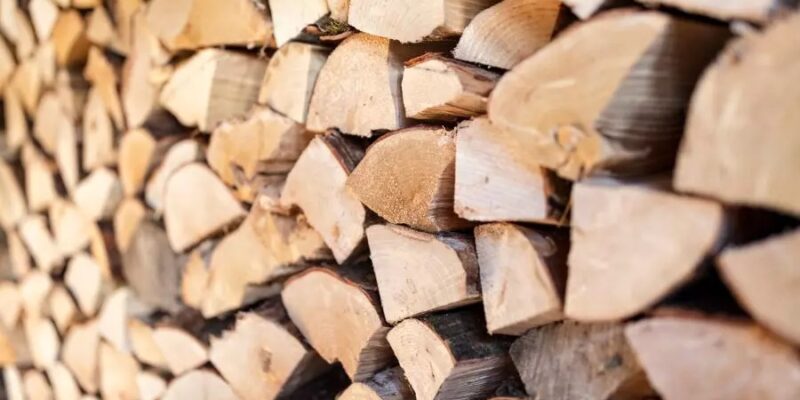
[0,0,799,399]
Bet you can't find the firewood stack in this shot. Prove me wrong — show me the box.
[1,0,799,399]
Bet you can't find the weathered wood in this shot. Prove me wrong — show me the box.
[338,367,413,400]
[122,220,183,313]
[152,327,208,376]
[258,42,329,123]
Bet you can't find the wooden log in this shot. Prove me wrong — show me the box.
[99,341,140,400]
[55,69,90,123]
[102,0,144,55]
[49,199,93,256]
[0,35,13,93]
[3,91,28,156]
[348,127,470,232]
[388,309,513,400]
[113,198,145,253]
[159,49,267,132]
[152,326,208,376]
[52,10,90,67]
[565,182,723,321]
[118,129,156,197]
[98,288,141,353]
[37,42,59,88]
[19,215,64,273]
[626,316,800,400]
[338,367,413,400]
[33,91,63,154]
[144,139,202,215]
[73,168,123,221]
[282,267,393,380]
[19,270,52,318]
[281,133,366,263]
[674,13,800,217]
[29,0,58,41]
[122,9,171,129]
[638,0,793,23]
[47,285,77,333]
[489,11,729,180]
[161,370,238,400]
[23,315,60,369]
[10,58,41,117]
[12,9,36,60]
[84,47,125,131]
[367,224,480,323]
[88,223,116,281]
[82,88,117,170]
[22,145,58,212]
[23,369,53,400]
[180,243,213,310]
[86,6,114,47]
[475,223,567,335]
[0,282,21,328]
[269,0,330,46]
[62,320,100,393]
[136,371,166,400]
[0,159,27,229]
[55,116,80,194]
[511,321,654,399]
[3,367,25,400]
[122,220,183,313]
[454,117,567,223]
[128,319,167,369]
[258,42,329,123]
[65,253,106,317]
[47,362,82,400]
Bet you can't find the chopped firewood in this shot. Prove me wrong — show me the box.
[47,285,77,333]
[258,42,329,123]
[180,244,212,310]
[122,9,171,129]
[22,145,58,212]
[98,288,138,353]
[0,160,27,229]
[6,231,32,278]
[718,229,800,345]
[128,319,167,369]
[3,91,28,155]
[159,49,267,132]
[118,129,156,196]
[338,367,413,400]
[23,369,53,400]
[281,133,366,263]
[86,7,114,47]
[269,0,329,46]
[56,69,90,122]
[475,223,568,335]
[136,371,166,400]
[639,0,790,23]
[84,48,125,130]
[55,117,80,194]
[64,253,106,317]
[29,0,58,41]
[73,168,123,221]
[144,139,202,214]
[489,11,729,179]
[348,0,499,43]
[282,267,393,380]
[454,118,566,223]
[511,321,654,399]
[49,199,93,256]
[348,127,470,232]
[62,320,100,393]
[626,316,800,400]
[454,0,561,69]
[0,328,17,365]
[152,327,208,376]
[0,283,21,328]
[12,9,36,60]
[82,88,117,170]
[209,305,328,399]
[3,367,24,400]
[566,182,723,321]
[99,341,140,400]
[113,198,145,253]
[161,370,238,400]
[388,309,513,400]
[19,215,64,273]
[674,13,800,217]
[122,220,183,313]
[367,224,480,323]
[47,362,82,400]
[10,59,41,116]
[23,315,60,369]
[19,270,53,317]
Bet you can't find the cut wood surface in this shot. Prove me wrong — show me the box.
[81,88,116,170]
[269,0,329,46]
[0,283,21,328]
[33,93,63,155]
[47,362,82,400]
[64,253,105,317]
[151,327,208,376]
[127,319,166,369]
[136,371,166,400]
[55,117,80,194]
[48,285,77,333]
[49,199,92,256]
[19,215,64,273]
[161,370,237,400]
[19,270,53,318]
[258,42,329,123]
[3,367,24,400]
[0,160,26,228]
[73,168,123,221]
[22,145,58,212]
[98,341,139,400]
[23,316,60,369]
[62,321,99,393]
[338,367,413,400]
[122,220,183,313]
[118,129,156,196]
[23,369,53,400]
[144,139,202,214]
[113,198,146,253]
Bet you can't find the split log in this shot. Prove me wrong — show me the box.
[338,367,413,400]
[161,370,238,400]
[23,315,60,369]
[47,285,77,333]
[453,0,562,69]
[3,367,24,400]
[122,220,183,313]
[22,145,58,212]
[55,69,89,122]
[86,7,113,47]
[674,13,800,217]
[100,0,143,55]
[12,10,36,60]
[29,0,58,41]
[19,270,53,317]
[10,59,41,116]
[73,168,123,221]
[0,160,26,228]
[163,162,246,252]
[84,48,125,130]
[23,370,53,400]
[136,371,166,400]
[258,42,329,123]
[6,231,31,279]
[566,182,723,321]
[88,223,115,280]
[47,362,82,400]
[180,243,213,310]
[281,133,366,263]
[454,118,566,223]
[367,224,480,323]
[33,92,63,155]
[402,54,499,121]
[49,199,93,256]
[64,253,106,317]
[638,0,792,23]
[113,198,145,252]
[151,327,208,376]
[62,320,100,393]
[144,139,202,214]
[475,223,568,335]
[55,117,80,194]
[159,49,267,132]
[511,321,654,399]
[387,309,512,400]
[282,267,393,380]
[3,91,28,155]
[98,288,142,353]
[82,88,116,170]
[626,316,800,400]
[269,0,329,46]
[118,129,156,196]
[348,127,470,232]
[718,229,800,345]
[37,43,58,87]
[19,215,64,273]
[348,0,499,43]
[99,341,140,400]
[128,319,167,369]
[0,283,21,328]
[0,34,14,93]
[489,11,729,179]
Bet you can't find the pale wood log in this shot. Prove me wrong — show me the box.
[348,127,469,232]
[367,224,480,323]
[99,341,140,400]
[338,367,413,400]
[626,316,800,400]
[0,0,19,43]
[23,369,53,400]
[3,367,25,400]
[282,267,393,380]
[489,11,729,180]
[23,315,60,369]
[10,58,41,116]
[47,285,77,333]
[566,182,723,321]
[55,70,90,123]
[64,253,106,317]
[0,327,18,365]
[6,231,32,278]
[388,309,512,400]
[19,270,52,318]
[0,159,27,229]
[103,0,144,55]
[19,215,64,273]
[349,0,499,43]
[35,42,57,89]
[475,223,567,335]
[29,0,58,41]
[113,198,145,253]
[98,288,137,353]
[51,10,90,66]
[128,319,167,369]
[269,0,329,46]
[180,243,212,310]
[454,117,566,223]
[118,129,156,196]
[86,6,114,47]
[136,371,166,400]
[84,47,125,130]
[159,48,267,132]
[152,326,208,376]
[49,199,93,256]
[12,9,36,60]
[144,139,202,215]
[258,42,329,123]
[87,223,116,281]
[453,0,561,69]
[22,145,58,212]
[161,370,238,400]
[122,220,183,313]
[674,13,800,217]
[55,115,80,194]
[0,282,21,328]
[73,168,123,221]
[511,321,654,399]
[47,362,81,400]
[0,34,15,93]
[82,88,117,170]
[281,133,365,263]
[62,320,100,393]
[3,90,28,155]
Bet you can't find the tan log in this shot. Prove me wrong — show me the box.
[258,42,329,123]
[98,288,139,353]
[128,319,167,369]
[19,215,64,273]
[269,0,329,46]
[99,341,140,400]
[3,91,28,155]
[47,362,82,400]
[82,88,117,170]
[122,220,183,313]
[6,231,31,278]
[64,253,106,317]
[118,129,156,196]
[23,315,60,369]
[49,199,93,256]
[33,92,62,155]
[113,198,146,253]
[0,159,27,229]
[22,145,58,212]
[10,58,41,116]
[19,270,52,318]
[29,0,58,41]
[0,35,13,93]
[12,9,36,60]
[161,370,238,400]
[180,243,213,310]
[73,168,123,221]
[86,6,114,47]
[338,367,413,400]
[144,139,202,214]
[55,69,89,122]
[23,369,53,400]
[136,371,166,400]
[84,47,125,130]
[52,10,90,67]
[0,282,21,328]
[62,320,100,393]
[152,327,208,376]
[55,116,80,194]
[47,285,77,333]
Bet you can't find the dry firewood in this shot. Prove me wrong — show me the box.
[338,367,413,400]
[348,127,470,232]
[0,327,17,365]
[86,6,114,47]
[511,321,654,400]
[35,42,57,89]
[99,341,140,400]
[64,253,106,319]
[47,362,82,400]
[349,0,499,43]
[565,182,723,321]
[128,319,167,369]
[55,70,90,122]
[388,309,513,400]
[161,369,238,400]
[113,198,145,252]
[122,220,183,313]
[98,288,138,353]
[475,223,568,335]
[0,323,30,366]
[180,243,212,310]
[23,369,53,400]
[718,229,800,345]
[626,315,800,400]
[0,282,21,328]
[489,11,729,180]
[269,0,329,46]
[3,367,24,400]
[12,9,36,60]
[638,0,794,22]
[82,88,117,170]
[19,215,64,273]
[0,36,15,93]
[47,285,77,333]
[32,92,65,155]
[84,48,125,131]
[152,326,208,376]
[3,91,28,155]
[209,304,328,399]
[454,118,566,223]
[118,129,156,196]
[0,159,27,229]
[136,371,166,400]
[49,199,93,256]
[23,315,60,369]
[73,168,123,221]
[675,14,800,217]
[163,162,245,252]
[147,0,272,51]
[402,54,499,121]
[367,224,480,323]
[0,0,18,42]
[144,139,202,214]
[22,145,58,212]
[55,117,80,194]
[51,10,90,66]
[19,270,52,317]
[29,0,57,41]
[281,133,366,263]
[282,267,393,380]
[10,58,41,116]
[159,49,267,132]
[258,42,329,123]
[62,320,100,393]
[6,231,32,278]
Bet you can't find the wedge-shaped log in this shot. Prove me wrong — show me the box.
[22,145,57,212]
[137,371,166,400]
[118,129,156,196]
[122,10,171,129]
[52,10,89,66]
[489,11,729,179]
[99,341,139,400]
[122,220,183,313]
[338,367,413,400]
[23,370,52,400]
[113,198,145,253]
[152,327,208,376]
[258,42,329,123]
[19,270,52,320]
[82,88,116,170]
[161,370,237,400]
[46,363,81,400]
[49,199,92,256]
[269,0,329,46]
[64,253,106,317]
[144,139,202,214]
[0,160,26,229]
[128,319,167,370]
[62,320,99,394]
[19,215,63,273]
[55,116,79,194]
[23,315,60,369]
[73,168,123,221]
[47,285,77,333]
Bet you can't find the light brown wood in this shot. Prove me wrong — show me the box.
[118,129,156,196]
[0,159,27,229]
[136,371,166,400]
[19,270,53,318]
[55,115,80,194]
[10,58,41,116]
[269,0,329,46]
[0,282,21,328]
[88,223,114,280]
[348,127,470,232]
[23,369,53,400]
[22,145,58,212]
[122,9,171,129]
[258,42,329,123]
[55,69,89,123]
[6,231,32,278]
[35,42,57,89]
[99,341,140,400]
[12,9,36,60]
[161,370,238,400]
[144,139,202,214]
[128,319,167,369]
[122,220,183,313]
[47,285,77,333]
[180,243,212,310]
[19,215,64,273]
[113,198,146,253]
[3,91,28,155]
[33,92,62,155]
[152,327,208,376]
[84,47,125,130]
[72,0,101,8]
[52,10,90,66]
[62,320,100,394]
[47,362,82,400]
[49,199,93,256]
[82,88,116,170]
[338,367,413,400]
[73,168,123,221]
[64,253,106,317]
[3,367,25,400]
[98,288,137,353]
[86,6,114,47]
[23,315,60,369]
[29,0,58,41]
[0,35,15,94]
